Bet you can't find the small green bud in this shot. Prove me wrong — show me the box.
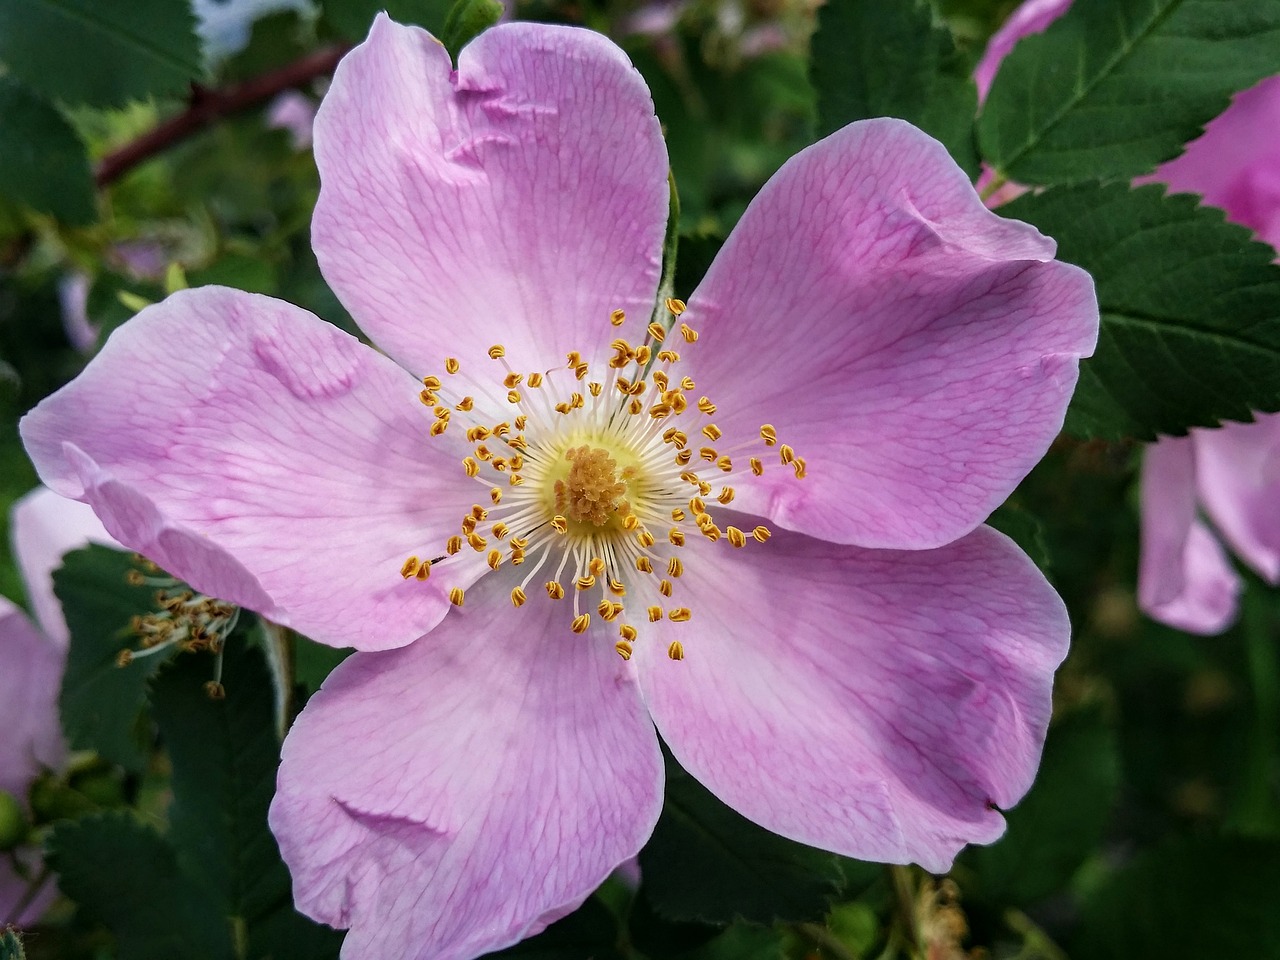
[0,790,29,851]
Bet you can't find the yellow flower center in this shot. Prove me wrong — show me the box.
[399,299,804,661]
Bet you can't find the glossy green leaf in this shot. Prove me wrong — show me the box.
[0,0,202,108]
[441,0,504,63]
[963,708,1119,906]
[47,813,234,960]
[54,545,176,770]
[980,0,1280,184]
[811,0,979,176]
[1074,836,1280,959]
[638,755,844,925]
[150,642,343,959]
[321,0,452,41]
[0,79,95,224]
[1002,182,1280,439]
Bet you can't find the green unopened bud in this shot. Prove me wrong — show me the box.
[0,790,29,851]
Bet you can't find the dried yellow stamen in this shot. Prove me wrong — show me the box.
[449,587,465,606]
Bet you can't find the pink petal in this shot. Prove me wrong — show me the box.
[683,119,1098,549]
[1194,415,1280,585]
[973,0,1070,101]
[0,597,63,801]
[635,523,1068,873]
[21,287,487,652]
[1,854,57,928]
[312,16,670,377]
[269,570,663,960]
[10,486,117,647]
[1138,435,1242,634]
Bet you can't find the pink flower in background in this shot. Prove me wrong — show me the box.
[979,0,1280,634]
[2,488,115,925]
[22,16,1096,959]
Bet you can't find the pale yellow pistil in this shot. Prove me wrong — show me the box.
[399,298,805,661]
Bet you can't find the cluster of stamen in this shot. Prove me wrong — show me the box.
[400,298,805,661]
[121,559,239,697]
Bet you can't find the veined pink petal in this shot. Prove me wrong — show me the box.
[1194,416,1280,585]
[635,523,1068,873]
[0,598,63,801]
[1138,436,1242,634]
[312,16,670,377]
[270,570,663,960]
[683,119,1097,549]
[11,486,117,648]
[20,287,487,652]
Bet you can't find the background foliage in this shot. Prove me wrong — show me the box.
[2,0,1279,957]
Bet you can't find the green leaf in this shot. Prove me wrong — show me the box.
[483,897,622,959]
[1073,836,1280,959]
[47,812,235,960]
[962,708,1119,906]
[54,545,177,770]
[979,0,1280,184]
[987,500,1051,573]
[440,0,504,63]
[1002,182,1280,440]
[0,929,24,960]
[0,79,95,223]
[150,642,343,958]
[638,754,844,925]
[810,0,979,177]
[321,0,452,41]
[0,0,202,108]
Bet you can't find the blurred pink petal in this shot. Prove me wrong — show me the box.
[266,90,316,149]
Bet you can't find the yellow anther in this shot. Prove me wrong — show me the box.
[467,426,492,442]
[697,397,716,415]
[669,529,686,546]
[576,575,596,591]
[487,549,502,570]
[717,487,736,504]
[666,297,687,316]
[546,581,565,600]
[622,514,640,531]
[420,389,437,406]
[511,587,526,608]
[793,457,807,479]
[510,455,524,470]
[637,530,656,548]
[445,357,460,374]
[760,424,778,445]
[449,587,465,606]
[492,522,509,539]
[488,344,506,359]
[400,556,421,579]
[702,424,723,441]
[635,556,653,573]
[667,557,684,578]
[493,422,511,437]
[446,536,463,555]
[589,557,606,576]
[669,608,692,623]
[462,457,479,477]
[659,579,673,597]
[571,613,591,634]
[657,349,680,363]
[628,398,643,414]
[619,623,638,641]
[475,445,493,462]
[635,346,652,364]
[653,371,670,390]
[695,513,714,529]
[461,516,477,534]
[752,525,771,543]
[433,405,451,419]
[615,640,633,660]
[490,487,503,504]
[455,396,474,412]
[514,417,528,431]
[510,537,530,550]
[503,372,523,389]
[717,456,733,473]
[527,372,544,389]
[471,504,488,520]
[598,600,624,621]
[690,497,707,514]
[552,516,568,534]
[779,444,795,464]
[610,308,626,326]
[609,577,626,596]
[679,376,695,391]
[701,524,721,542]
[649,403,673,419]
[671,508,686,522]
[648,606,664,622]
[509,474,524,486]
[726,526,747,548]
[700,447,718,462]
[668,641,685,660]
[670,393,688,413]
[647,322,666,342]
[750,457,764,476]
[554,402,572,415]
[680,471,700,486]
[570,392,585,408]
[574,363,589,379]
[589,381,603,397]
[504,390,519,403]
[430,420,448,437]
[467,532,487,551]
[510,550,526,566]
[422,375,442,390]
[675,449,692,465]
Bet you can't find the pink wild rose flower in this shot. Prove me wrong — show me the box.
[21,16,1098,959]
[2,488,115,924]
[978,0,1280,633]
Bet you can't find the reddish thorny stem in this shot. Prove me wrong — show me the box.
[94,44,350,189]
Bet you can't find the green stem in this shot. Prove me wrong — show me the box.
[978,171,1009,203]
[794,922,860,960]
[888,865,919,958]
[1004,908,1070,960]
